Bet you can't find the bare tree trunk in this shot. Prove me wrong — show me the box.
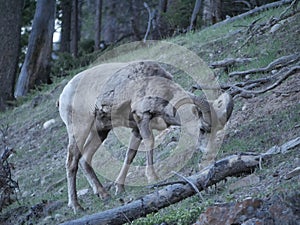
[160,0,168,12]
[71,0,79,58]
[0,0,23,110]
[78,0,83,43]
[103,1,117,43]
[14,0,55,98]
[129,0,142,40]
[202,0,222,26]
[189,0,203,31]
[94,0,103,50]
[152,0,170,39]
[60,0,72,53]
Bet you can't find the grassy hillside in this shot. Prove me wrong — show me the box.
[0,4,299,225]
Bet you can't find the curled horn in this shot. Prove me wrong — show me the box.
[174,93,212,132]
[188,94,212,132]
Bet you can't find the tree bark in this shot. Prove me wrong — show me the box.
[202,0,222,26]
[189,0,203,31]
[60,0,72,53]
[129,0,142,41]
[159,0,168,13]
[103,1,117,43]
[94,0,103,51]
[70,0,79,58]
[0,0,23,110]
[14,0,55,98]
[153,0,170,39]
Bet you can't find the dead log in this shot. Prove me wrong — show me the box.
[210,57,254,69]
[210,0,294,29]
[229,53,300,77]
[230,66,300,95]
[191,75,271,98]
[279,0,299,18]
[60,137,300,225]
[192,65,299,98]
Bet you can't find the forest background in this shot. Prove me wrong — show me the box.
[0,0,278,111]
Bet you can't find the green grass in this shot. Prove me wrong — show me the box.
[130,195,205,225]
[220,104,300,156]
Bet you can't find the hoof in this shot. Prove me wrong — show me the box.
[96,191,110,202]
[115,184,125,195]
[68,202,84,214]
[101,193,111,203]
[147,174,159,183]
[199,159,214,171]
[146,165,159,183]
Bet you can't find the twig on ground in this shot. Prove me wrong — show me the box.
[121,212,132,224]
[279,0,299,18]
[236,2,300,51]
[210,57,254,70]
[230,66,300,95]
[210,0,294,29]
[229,53,300,77]
[192,65,299,98]
[172,171,204,201]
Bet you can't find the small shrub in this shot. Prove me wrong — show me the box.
[0,147,18,211]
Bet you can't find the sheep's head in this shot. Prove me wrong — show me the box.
[182,92,233,160]
[211,92,234,131]
[187,92,233,134]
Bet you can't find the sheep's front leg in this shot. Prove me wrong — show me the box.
[115,129,141,194]
[138,112,159,183]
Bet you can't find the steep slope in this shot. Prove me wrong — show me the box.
[0,4,299,225]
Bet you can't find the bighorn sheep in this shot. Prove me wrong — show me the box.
[58,61,233,212]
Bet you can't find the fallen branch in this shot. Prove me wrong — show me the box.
[236,1,299,51]
[230,66,300,95]
[191,65,299,98]
[229,53,300,77]
[210,0,294,29]
[285,166,300,179]
[191,75,271,97]
[60,136,300,225]
[279,0,299,18]
[171,171,204,201]
[210,57,254,69]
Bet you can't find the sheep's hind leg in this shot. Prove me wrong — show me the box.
[115,129,141,194]
[138,112,159,183]
[79,129,110,200]
[66,136,84,213]
[145,146,159,183]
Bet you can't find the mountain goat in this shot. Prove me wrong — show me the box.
[58,61,233,212]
